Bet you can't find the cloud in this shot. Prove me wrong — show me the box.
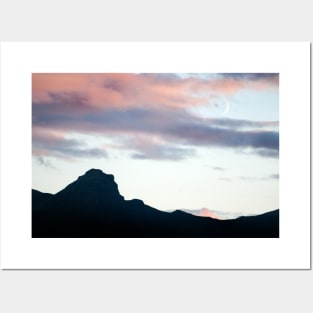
[219,173,279,182]
[33,73,204,109]
[180,207,250,220]
[131,147,194,161]
[203,118,278,129]
[109,135,196,161]
[35,156,56,169]
[32,128,107,159]
[217,73,279,91]
[123,136,196,161]
[238,173,279,181]
[268,173,279,179]
[178,208,220,219]
[32,73,279,161]
[255,148,279,158]
[218,73,278,81]
[168,121,279,152]
[32,105,278,160]
[199,208,221,219]
[32,73,278,111]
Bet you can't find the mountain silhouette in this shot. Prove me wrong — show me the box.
[32,169,279,238]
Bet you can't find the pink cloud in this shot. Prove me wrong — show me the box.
[32,73,278,110]
[32,73,279,162]
[32,127,107,159]
[199,208,221,219]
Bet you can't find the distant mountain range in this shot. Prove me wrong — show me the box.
[32,169,279,238]
[178,208,246,220]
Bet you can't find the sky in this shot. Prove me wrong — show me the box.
[32,73,279,219]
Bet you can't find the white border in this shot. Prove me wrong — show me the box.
[0,42,310,269]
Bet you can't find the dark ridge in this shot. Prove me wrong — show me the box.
[32,189,53,210]
[32,169,279,238]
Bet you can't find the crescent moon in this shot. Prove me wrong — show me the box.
[222,99,230,115]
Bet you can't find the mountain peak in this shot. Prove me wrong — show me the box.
[78,168,115,182]
[56,168,124,204]
[84,168,105,175]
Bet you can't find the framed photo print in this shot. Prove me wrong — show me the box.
[0,42,310,269]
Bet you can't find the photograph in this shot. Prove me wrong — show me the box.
[32,73,279,238]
